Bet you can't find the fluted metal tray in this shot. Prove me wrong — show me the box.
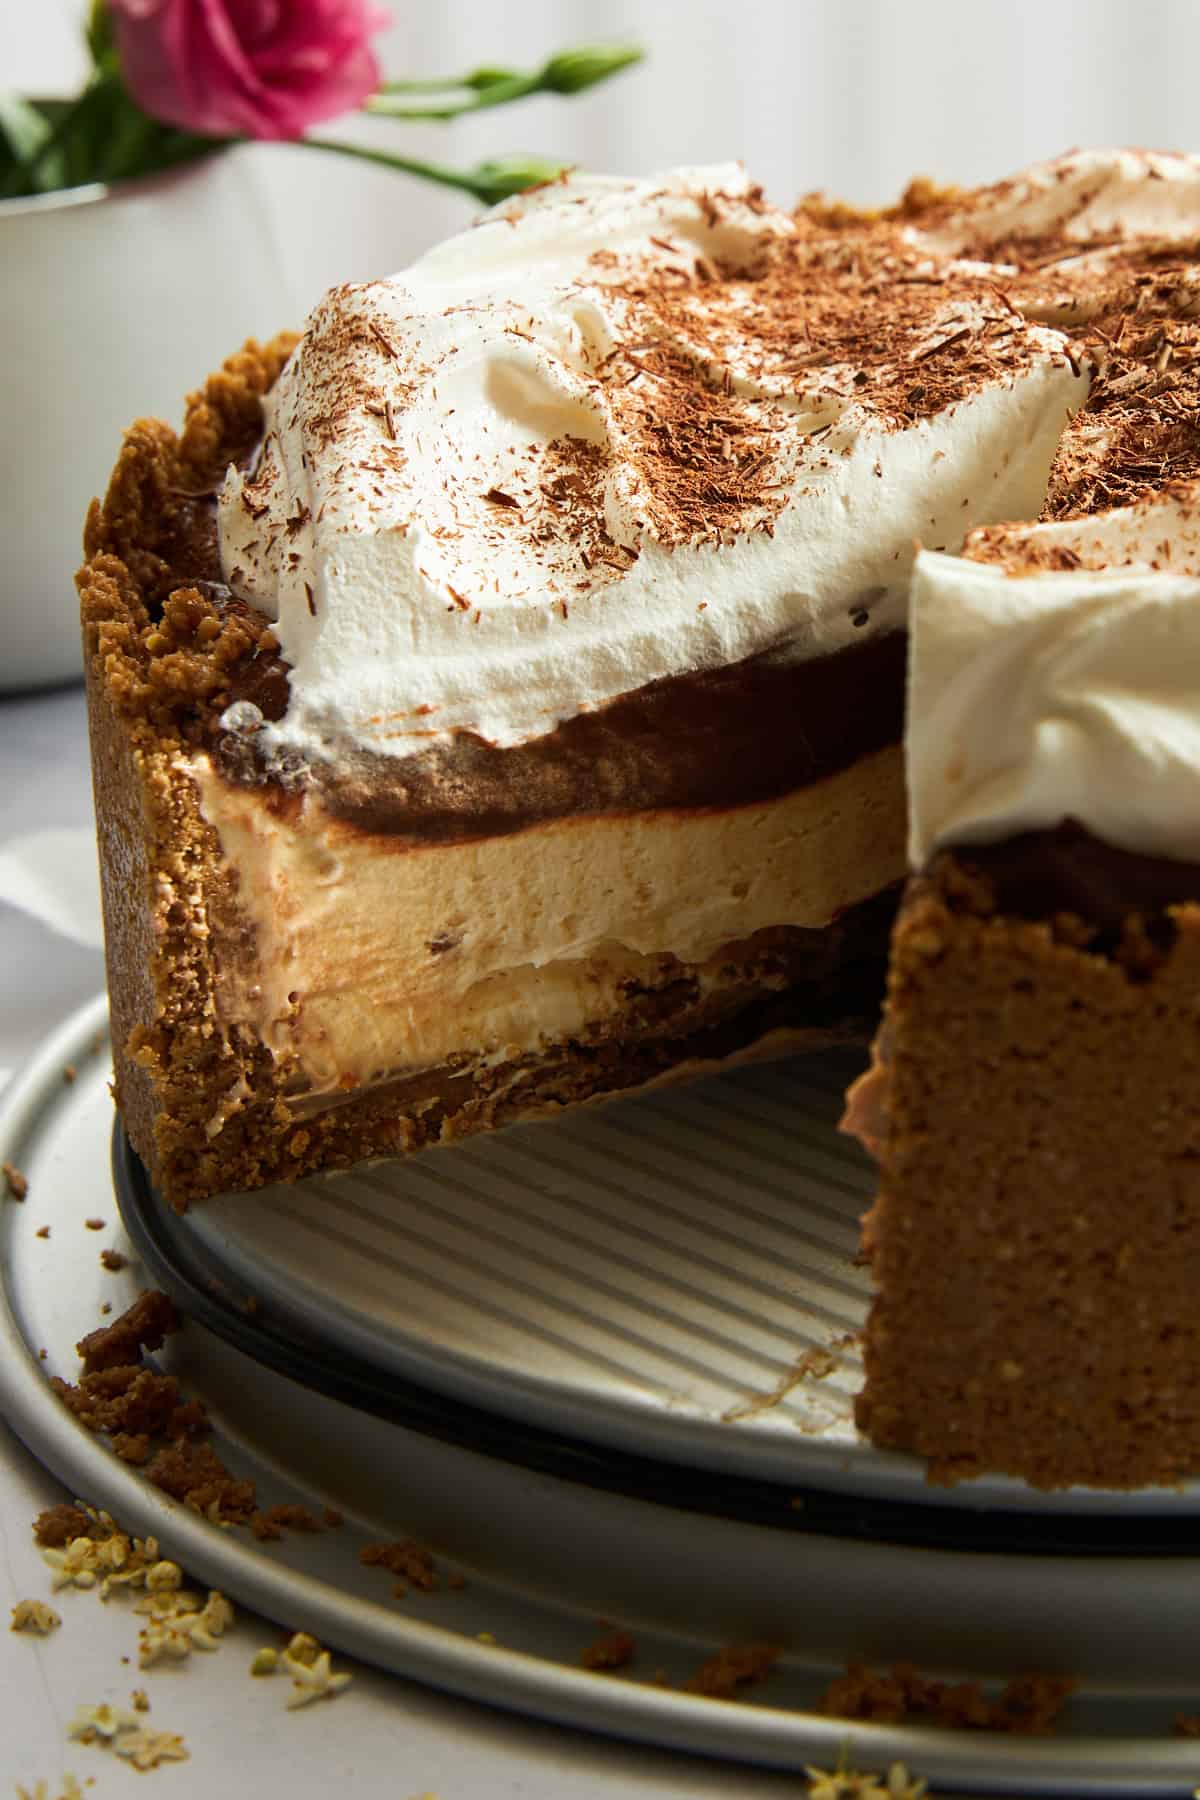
[122,1020,1200,1519]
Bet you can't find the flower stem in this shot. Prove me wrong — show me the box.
[300,138,489,197]
[365,74,541,123]
[373,72,512,95]
[299,138,569,206]
[367,44,642,123]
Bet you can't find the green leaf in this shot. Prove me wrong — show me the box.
[0,93,51,163]
[56,76,123,189]
[63,75,221,189]
[150,132,230,175]
[85,0,115,69]
[0,94,66,191]
[30,99,73,127]
[0,81,110,199]
[96,105,163,185]
[0,73,224,201]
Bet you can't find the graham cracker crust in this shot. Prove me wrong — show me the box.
[857,855,1200,1490]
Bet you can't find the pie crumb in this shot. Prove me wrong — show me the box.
[685,1641,780,1698]
[359,1539,436,1590]
[33,1505,92,1548]
[249,1503,323,1540]
[3,1161,28,1201]
[581,1627,635,1671]
[819,1661,1076,1733]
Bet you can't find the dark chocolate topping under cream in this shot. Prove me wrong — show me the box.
[941,823,1200,948]
[219,629,907,845]
[209,600,909,847]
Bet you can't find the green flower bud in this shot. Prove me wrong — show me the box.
[466,154,573,204]
[539,44,643,96]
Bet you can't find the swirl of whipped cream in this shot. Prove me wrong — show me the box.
[218,163,1085,765]
[907,488,1200,867]
[910,146,1200,259]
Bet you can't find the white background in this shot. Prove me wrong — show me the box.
[9,0,1200,310]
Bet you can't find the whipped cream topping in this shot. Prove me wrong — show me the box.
[907,487,1200,867]
[218,163,1084,765]
[909,147,1200,262]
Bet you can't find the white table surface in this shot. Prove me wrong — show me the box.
[0,682,847,1800]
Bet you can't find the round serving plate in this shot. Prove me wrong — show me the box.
[113,1009,1200,1520]
[10,1009,1200,1797]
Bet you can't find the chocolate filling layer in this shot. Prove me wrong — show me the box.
[270,628,908,844]
[166,490,907,846]
[941,821,1200,940]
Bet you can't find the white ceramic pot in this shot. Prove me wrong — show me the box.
[0,149,302,692]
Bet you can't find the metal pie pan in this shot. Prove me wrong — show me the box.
[121,1013,1200,1520]
[112,1119,1200,1559]
[5,999,1200,1795]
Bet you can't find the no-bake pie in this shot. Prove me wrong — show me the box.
[83,123,1200,1507]
[82,161,1087,1207]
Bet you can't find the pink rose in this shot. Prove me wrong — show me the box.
[108,0,391,141]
